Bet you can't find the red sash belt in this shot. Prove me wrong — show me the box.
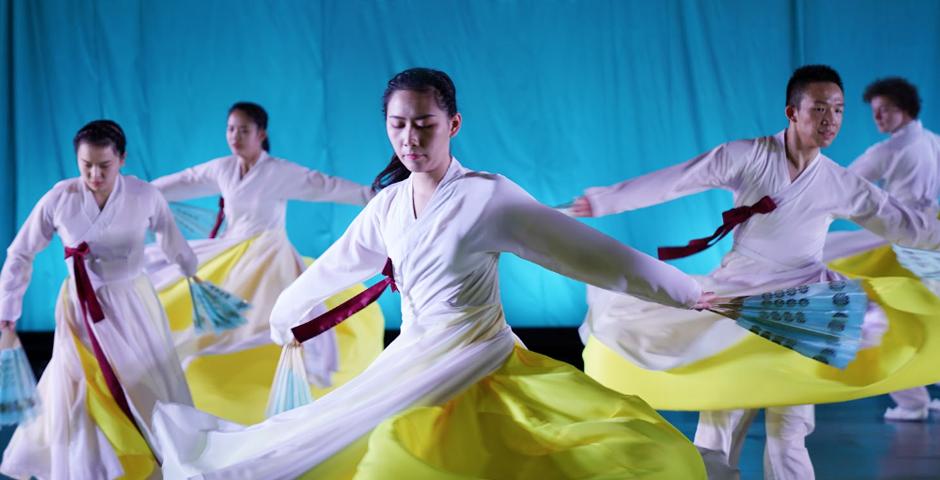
[657,196,777,260]
[209,197,225,239]
[292,258,397,343]
[65,242,141,433]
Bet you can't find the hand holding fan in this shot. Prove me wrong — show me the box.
[707,280,867,369]
[0,325,39,426]
[187,278,250,334]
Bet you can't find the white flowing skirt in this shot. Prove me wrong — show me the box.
[584,250,887,371]
[1,274,191,480]
[152,304,514,479]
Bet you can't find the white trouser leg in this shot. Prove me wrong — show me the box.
[889,387,930,410]
[694,409,759,479]
[763,404,815,480]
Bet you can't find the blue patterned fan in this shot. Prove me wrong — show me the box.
[187,279,250,334]
[709,280,868,369]
[146,201,226,243]
[266,343,314,417]
[892,245,940,280]
[0,331,40,426]
[170,201,226,240]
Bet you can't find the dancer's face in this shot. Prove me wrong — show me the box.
[226,110,266,158]
[786,82,844,149]
[385,90,461,176]
[77,142,125,195]
[870,96,911,134]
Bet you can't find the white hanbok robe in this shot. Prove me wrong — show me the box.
[825,121,940,410]
[145,151,374,383]
[583,130,940,372]
[150,158,702,479]
[0,176,197,480]
[823,120,940,260]
[582,130,940,480]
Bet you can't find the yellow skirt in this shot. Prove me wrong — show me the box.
[157,238,385,424]
[74,332,156,479]
[828,244,918,280]
[302,347,706,479]
[584,276,940,410]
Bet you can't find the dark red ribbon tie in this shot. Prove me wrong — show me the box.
[65,242,142,434]
[657,196,777,260]
[292,258,397,343]
[209,197,225,239]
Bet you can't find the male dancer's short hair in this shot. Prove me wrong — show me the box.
[785,65,844,108]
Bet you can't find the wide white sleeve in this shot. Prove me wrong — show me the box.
[151,160,221,201]
[583,141,745,217]
[278,161,375,206]
[148,190,198,277]
[838,171,940,249]
[269,198,387,344]
[847,143,889,182]
[0,189,57,322]
[480,178,701,309]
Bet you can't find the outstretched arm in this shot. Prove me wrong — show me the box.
[278,161,375,206]
[482,178,703,309]
[840,171,940,249]
[269,197,387,344]
[152,160,221,201]
[0,189,57,323]
[574,141,745,217]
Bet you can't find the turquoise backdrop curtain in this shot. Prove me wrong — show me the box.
[2,0,939,329]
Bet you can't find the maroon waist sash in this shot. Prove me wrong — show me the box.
[292,258,397,343]
[657,196,777,260]
[64,242,141,433]
[209,197,225,239]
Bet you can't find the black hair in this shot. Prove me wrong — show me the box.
[863,77,921,119]
[73,119,126,155]
[785,65,844,108]
[372,68,458,191]
[228,101,270,152]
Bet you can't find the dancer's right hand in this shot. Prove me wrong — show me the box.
[0,322,16,350]
[693,292,718,310]
[569,196,594,217]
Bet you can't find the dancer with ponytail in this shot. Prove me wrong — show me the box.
[149,68,713,479]
[145,102,384,423]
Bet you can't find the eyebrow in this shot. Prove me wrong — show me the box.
[387,114,437,120]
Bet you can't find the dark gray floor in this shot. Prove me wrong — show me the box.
[2,391,937,479]
[1,331,938,479]
[659,390,940,480]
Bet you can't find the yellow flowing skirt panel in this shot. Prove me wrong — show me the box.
[828,244,918,280]
[584,277,940,410]
[301,347,706,479]
[156,238,385,424]
[74,334,156,479]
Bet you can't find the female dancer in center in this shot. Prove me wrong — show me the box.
[151,68,712,479]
